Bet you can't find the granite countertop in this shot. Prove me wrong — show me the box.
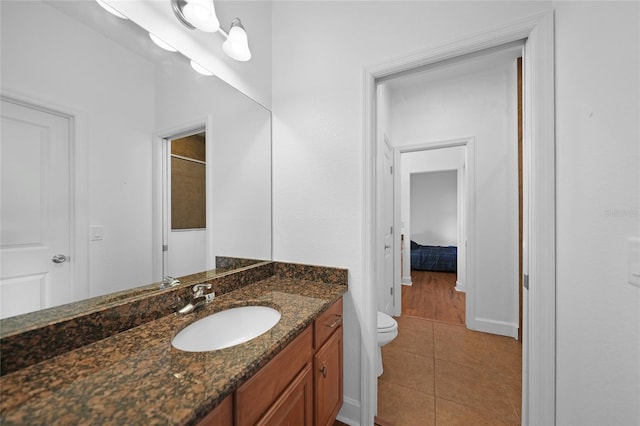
[0,277,347,425]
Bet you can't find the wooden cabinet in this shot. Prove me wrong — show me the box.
[314,326,343,426]
[235,327,313,426]
[313,298,343,426]
[197,297,343,426]
[197,394,233,426]
[257,363,313,426]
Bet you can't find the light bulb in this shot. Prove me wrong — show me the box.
[96,0,128,19]
[190,60,214,76]
[183,0,219,33]
[149,33,177,52]
[222,20,251,62]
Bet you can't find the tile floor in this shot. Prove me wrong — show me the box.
[376,271,522,425]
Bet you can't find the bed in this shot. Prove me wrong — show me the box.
[410,241,457,273]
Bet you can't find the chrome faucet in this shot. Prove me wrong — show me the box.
[177,283,215,315]
[160,276,181,289]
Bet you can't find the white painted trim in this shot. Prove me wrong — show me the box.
[362,11,555,426]
[392,137,475,323]
[152,117,211,281]
[474,317,519,339]
[522,11,556,426]
[336,396,361,426]
[361,67,377,426]
[0,89,90,303]
[392,141,402,317]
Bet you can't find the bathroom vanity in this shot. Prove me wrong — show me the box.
[0,262,347,425]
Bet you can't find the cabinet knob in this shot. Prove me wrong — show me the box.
[320,365,327,378]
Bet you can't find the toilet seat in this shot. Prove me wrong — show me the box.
[377,311,398,332]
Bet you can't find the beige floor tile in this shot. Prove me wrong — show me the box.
[380,346,435,396]
[503,379,522,422]
[433,322,493,369]
[435,398,519,426]
[388,316,434,357]
[377,380,436,426]
[482,333,522,356]
[434,359,518,421]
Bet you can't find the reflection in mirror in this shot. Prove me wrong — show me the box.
[0,0,272,321]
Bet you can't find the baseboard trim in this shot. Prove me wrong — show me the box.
[469,317,518,339]
[336,396,361,426]
[455,281,465,293]
[401,276,412,286]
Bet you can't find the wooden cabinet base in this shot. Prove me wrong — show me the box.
[257,363,313,425]
[197,394,233,426]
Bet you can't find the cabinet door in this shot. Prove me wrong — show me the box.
[257,363,313,426]
[197,394,233,426]
[314,327,343,426]
[236,327,313,426]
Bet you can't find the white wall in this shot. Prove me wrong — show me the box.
[1,1,156,298]
[555,2,640,424]
[271,1,551,421]
[410,171,458,247]
[390,58,519,337]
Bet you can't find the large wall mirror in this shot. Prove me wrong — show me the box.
[0,0,272,320]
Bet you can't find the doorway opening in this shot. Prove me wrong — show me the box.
[362,12,556,426]
[399,143,470,327]
[376,44,522,418]
[162,128,208,279]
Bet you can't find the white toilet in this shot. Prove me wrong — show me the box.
[376,311,398,377]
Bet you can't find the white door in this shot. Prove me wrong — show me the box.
[0,99,71,319]
[162,132,207,279]
[381,138,394,313]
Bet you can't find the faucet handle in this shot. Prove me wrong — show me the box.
[192,283,212,297]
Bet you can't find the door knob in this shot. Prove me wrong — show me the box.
[52,254,68,264]
[319,365,327,378]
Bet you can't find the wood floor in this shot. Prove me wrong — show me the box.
[377,270,522,425]
[401,270,465,325]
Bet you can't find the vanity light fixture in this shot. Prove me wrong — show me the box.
[190,59,214,76]
[173,0,220,33]
[96,0,128,19]
[171,0,252,62]
[149,33,178,52]
[222,18,251,62]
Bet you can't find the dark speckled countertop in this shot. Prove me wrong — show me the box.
[0,276,347,425]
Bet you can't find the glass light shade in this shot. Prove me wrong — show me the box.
[96,0,127,19]
[149,33,177,52]
[182,0,219,33]
[222,25,251,62]
[190,60,214,76]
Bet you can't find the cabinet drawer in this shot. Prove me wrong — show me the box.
[235,326,313,426]
[314,298,343,350]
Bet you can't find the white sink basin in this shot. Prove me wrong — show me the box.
[171,306,281,352]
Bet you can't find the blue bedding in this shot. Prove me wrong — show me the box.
[410,241,457,273]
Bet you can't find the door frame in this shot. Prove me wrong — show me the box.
[392,138,475,319]
[152,116,212,282]
[0,90,90,303]
[362,11,555,425]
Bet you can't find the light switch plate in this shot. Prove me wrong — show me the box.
[90,225,104,241]
[629,237,640,287]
